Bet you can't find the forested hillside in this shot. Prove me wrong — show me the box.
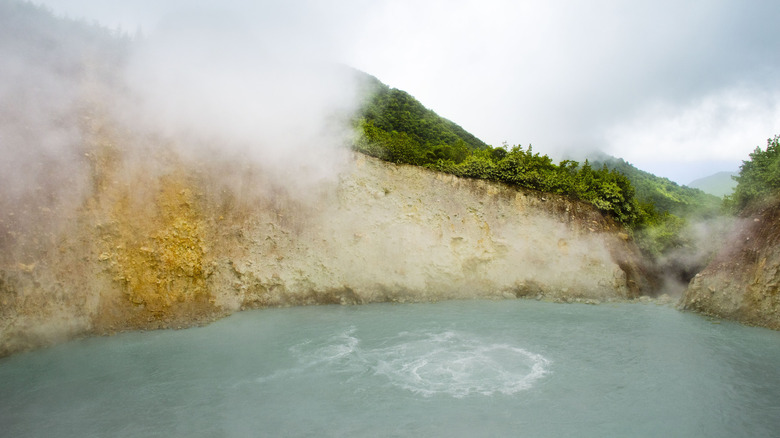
[591,155,722,218]
[355,73,488,153]
[588,154,724,260]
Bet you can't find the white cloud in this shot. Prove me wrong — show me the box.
[605,88,780,164]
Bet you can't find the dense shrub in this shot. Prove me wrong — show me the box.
[354,119,639,226]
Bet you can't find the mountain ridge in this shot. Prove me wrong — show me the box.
[687,171,737,198]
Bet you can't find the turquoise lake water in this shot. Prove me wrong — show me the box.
[1,300,779,437]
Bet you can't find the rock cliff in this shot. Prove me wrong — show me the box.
[0,132,653,356]
[681,201,780,329]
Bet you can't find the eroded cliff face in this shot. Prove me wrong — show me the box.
[0,129,653,356]
[681,201,780,329]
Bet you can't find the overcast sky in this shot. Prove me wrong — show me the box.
[34,0,780,184]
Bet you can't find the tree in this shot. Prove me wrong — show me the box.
[726,135,780,212]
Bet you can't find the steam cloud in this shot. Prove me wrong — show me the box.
[0,3,97,260]
[0,1,363,262]
[122,11,361,188]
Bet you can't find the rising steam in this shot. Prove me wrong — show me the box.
[121,12,361,188]
[0,2,362,264]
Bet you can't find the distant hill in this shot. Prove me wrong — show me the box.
[589,153,723,218]
[688,171,737,198]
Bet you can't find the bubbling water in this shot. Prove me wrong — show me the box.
[369,330,550,397]
[259,327,551,398]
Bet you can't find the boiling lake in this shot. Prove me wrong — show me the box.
[2,300,779,437]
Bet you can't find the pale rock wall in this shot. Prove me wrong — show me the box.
[0,145,650,356]
[216,154,642,310]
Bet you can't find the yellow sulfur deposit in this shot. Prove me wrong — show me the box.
[105,174,209,313]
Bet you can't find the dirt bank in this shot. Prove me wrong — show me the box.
[681,200,780,329]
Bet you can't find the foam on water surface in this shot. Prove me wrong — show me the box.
[259,326,550,398]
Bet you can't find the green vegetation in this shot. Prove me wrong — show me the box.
[725,135,780,212]
[352,76,639,226]
[590,155,722,218]
[355,74,488,154]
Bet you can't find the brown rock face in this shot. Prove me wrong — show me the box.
[681,201,780,329]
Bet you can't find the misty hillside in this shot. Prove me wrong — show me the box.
[688,171,737,198]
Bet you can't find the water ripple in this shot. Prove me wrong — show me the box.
[368,330,550,397]
[263,328,551,398]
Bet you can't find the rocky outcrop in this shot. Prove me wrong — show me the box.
[0,131,654,356]
[681,201,780,329]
